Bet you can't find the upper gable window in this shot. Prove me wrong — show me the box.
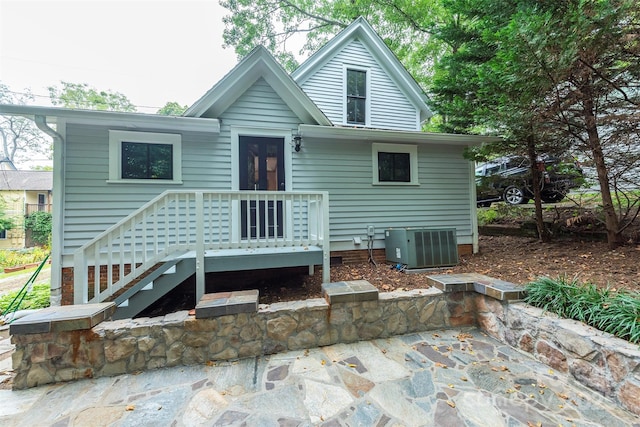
[345,67,368,125]
[372,143,419,185]
[108,130,182,184]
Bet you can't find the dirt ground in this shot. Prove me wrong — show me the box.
[258,234,640,305]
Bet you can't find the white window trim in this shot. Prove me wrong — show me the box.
[343,65,371,127]
[372,142,419,186]
[108,130,182,184]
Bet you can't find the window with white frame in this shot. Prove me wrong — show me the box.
[372,143,419,185]
[0,229,6,239]
[108,130,182,183]
[345,67,368,125]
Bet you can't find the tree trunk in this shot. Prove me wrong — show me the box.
[582,83,621,249]
[526,135,550,242]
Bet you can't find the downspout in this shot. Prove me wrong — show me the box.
[34,115,63,306]
[470,160,479,254]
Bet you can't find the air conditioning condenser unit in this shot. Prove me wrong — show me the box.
[385,227,458,269]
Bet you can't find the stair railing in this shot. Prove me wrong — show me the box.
[73,190,329,304]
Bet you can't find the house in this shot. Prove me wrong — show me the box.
[0,17,494,317]
[0,160,53,250]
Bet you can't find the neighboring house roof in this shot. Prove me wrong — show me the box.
[184,46,332,126]
[291,16,433,124]
[0,170,53,191]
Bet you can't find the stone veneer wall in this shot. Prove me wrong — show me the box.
[11,288,476,390]
[475,295,640,416]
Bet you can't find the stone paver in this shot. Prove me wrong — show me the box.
[1,328,638,426]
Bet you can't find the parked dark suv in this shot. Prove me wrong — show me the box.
[476,155,583,207]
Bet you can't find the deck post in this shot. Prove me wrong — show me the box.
[195,192,205,301]
[73,252,88,304]
[322,192,330,283]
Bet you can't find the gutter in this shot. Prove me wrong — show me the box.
[33,116,62,306]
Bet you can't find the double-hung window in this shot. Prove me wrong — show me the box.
[109,130,182,183]
[345,68,368,125]
[372,143,419,185]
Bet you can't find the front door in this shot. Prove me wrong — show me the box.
[239,136,285,239]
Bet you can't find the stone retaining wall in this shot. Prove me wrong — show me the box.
[475,295,640,416]
[11,287,640,417]
[11,288,476,390]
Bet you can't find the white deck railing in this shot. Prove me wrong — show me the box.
[73,190,330,304]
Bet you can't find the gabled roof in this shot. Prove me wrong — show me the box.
[0,170,53,191]
[184,46,332,126]
[291,17,432,123]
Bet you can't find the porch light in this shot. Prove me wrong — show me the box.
[293,135,302,152]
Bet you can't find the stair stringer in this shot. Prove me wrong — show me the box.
[111,258,196,320]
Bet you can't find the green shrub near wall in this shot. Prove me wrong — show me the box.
[525,276,640,344]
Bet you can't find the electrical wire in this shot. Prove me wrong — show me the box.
[367,235,377,267]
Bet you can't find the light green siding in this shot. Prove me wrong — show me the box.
[297,40,419,130]
[60,77,475,263]
[292,138,474,249]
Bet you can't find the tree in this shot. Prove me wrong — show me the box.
[431,0,640,248]
[220,0,448,86]
[48,81,136,112]
[0,83,51,165]
[537,0,640,247]
[0,197,15,234]
[157,102,188,116]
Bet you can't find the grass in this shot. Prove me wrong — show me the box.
[525,276,640,344]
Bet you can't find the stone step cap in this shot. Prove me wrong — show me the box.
[9,303,116,335]
[195,290,259,319]
[322,280,378,304]
[427,273,526,301]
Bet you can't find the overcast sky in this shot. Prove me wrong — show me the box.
[0,0,241,113]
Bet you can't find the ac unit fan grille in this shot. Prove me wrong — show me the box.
[412,229,458,268]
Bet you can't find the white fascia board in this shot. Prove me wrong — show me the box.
[185,46,331,126]
[0,104,220,133]
[298,124,500,146]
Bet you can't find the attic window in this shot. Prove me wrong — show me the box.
[108,130,182,184]
[346,68,368,125]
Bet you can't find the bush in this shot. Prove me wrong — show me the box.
[24,211,52,246]
[477,207,499,225]
[0,247,49,269]
[0,283,50,313]
[525,276,640,344]
[477,204,534,226]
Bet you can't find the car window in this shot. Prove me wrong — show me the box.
[506,157,528,169]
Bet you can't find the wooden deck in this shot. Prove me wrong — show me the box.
[73,190,330,306]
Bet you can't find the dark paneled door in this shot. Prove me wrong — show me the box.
[239,136,285,239]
